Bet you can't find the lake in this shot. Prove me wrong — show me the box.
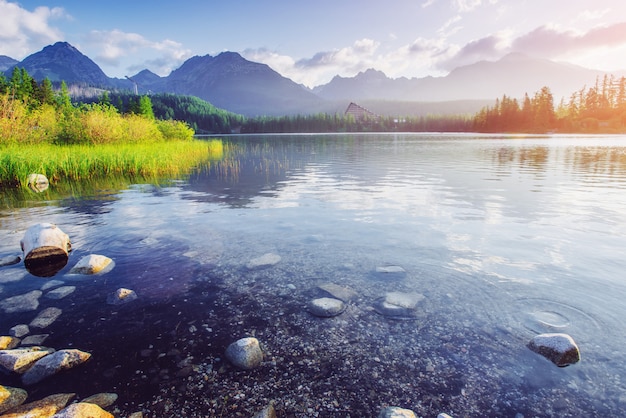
[1,133,626,417]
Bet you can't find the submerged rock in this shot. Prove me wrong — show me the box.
[308,297,346,317]
[107,288,138,305]
[527,333,581,367]
[0,256,21,267]
[378,406,417,417]
[246,253,281,269]
[0,385,28,414]
[45,285,76,299]
[22,349,91,385]
[53,402,114,418]
[9,324,29,338]
[374,291,425,319]
[69,254,114,275]
[0,290,42,313]
[0,392,75,417]
[376,265,406,274]
[0,346,55,374]
[225,337,264,370]
[317,283,358,302]
[21,334,49,346]
[82,392,118,408]
[30,307,62,329]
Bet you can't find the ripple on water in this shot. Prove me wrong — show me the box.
[515,298,602,337]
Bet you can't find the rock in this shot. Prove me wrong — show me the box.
[0,385,28,414]
[22,349,92,385]
[253,402,277,418]
[378,406,417,417]
[376,265,406,275]
[45,286,76,300]
[21,334,50,346]
[128,412,144,418]
[41,280,65,291]
[106,288,138,305]
[527,333,581,367]
[0,336,20,350]
[438,414,454,418]
[374,291,425,319]
[27,173,49,192]
[0,346,55,373]
[246,253,281,269]
[0,393,75,417]
[384,291,425,309]
[0,256,21,267]
[53,402,114,417]
[0,290,42,313]
[9,324,29,338]
[30,307,63,329]
[82,392,118,408]
[225,337,264,370]
[317,283,358,301]
[308,297,346,317]
[20,223,71,277]
[69,254,113,275]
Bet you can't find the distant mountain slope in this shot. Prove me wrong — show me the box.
[0,55,18,71]
[164,51,323,116]
[7,42,110,86]
[314,53,612,102]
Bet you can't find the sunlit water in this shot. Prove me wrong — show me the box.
[2,133,626,416]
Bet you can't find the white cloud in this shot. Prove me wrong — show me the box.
[0,0,68,59]
[85,29,192,76]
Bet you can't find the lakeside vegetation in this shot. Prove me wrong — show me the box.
[0,68,222,188]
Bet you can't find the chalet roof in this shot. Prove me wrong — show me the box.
[344,102,378,120]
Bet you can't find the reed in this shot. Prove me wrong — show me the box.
[0,139,223,187]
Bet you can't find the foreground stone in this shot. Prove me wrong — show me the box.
[253,402,277,418]
[30,307,63,329]
[528,333,581,367]
[9,324,30,338]
[317,283,358,302]
[246,253,281,269]
[82,392,118,408]
[1,392,74,417]
[0,385,28,414]
[53,402,114,418]
[0,336,20,350]
[308,297,346,317]
[0,346,55,374]
[22,349,91,385]
[106,288,138,305]
[225,337,264,370]
[374,291,425,319]
[20,223,71,277]
[69,254,114,275]
[378,406,417,417]
[0,290,42,313]
[45,285,76,300]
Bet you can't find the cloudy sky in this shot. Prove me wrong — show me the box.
[2,0,626,87]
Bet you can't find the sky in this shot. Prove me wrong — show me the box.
[2,0,626,87]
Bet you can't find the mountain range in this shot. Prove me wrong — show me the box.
[4,42,621,117]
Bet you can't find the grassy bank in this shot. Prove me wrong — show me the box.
[0,139,224,187]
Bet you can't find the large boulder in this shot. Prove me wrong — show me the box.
[0,346,55,374]
[53,402,114,418]
[527,333,581,367]
[22,349,91,385]
[0,385,28,414]
[0,393,75,417]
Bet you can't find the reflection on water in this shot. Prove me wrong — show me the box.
[2,134,626,416]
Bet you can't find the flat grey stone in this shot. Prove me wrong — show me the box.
[9,324,30,338]
[0,255,21,267]
[317,283,358,302]
[0,290,42,313]
[41,279,65,291]
[45,286,76,299]
[21,334,49,346]
[30,307,62,329]
[246,253,281,269]
[308,297,346,317]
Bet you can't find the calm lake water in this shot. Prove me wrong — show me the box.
[1,133,626,416]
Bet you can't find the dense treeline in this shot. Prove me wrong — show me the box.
[474,75,626,133]
[0,67,194,145]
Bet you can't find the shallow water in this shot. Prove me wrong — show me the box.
[2,133,626,416]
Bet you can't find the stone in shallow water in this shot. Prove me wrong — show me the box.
[9,325,29,338]
[0,336,20,350]
[54,402,114,418]
[82,392,118,408]
[22,348,92,385]
[106,288,138,305]
[30,307,62,329]
[0,346,55,374]
[375,265,407,279]
[225,337,263,370]
[317,283,358,302]
[373,291,425,319]
[246,253,281,269]
[21,334,49,346]
[527,333,581,367]
[1,392,75,417]
[41,279,65,291]
[384,292,425,309]
[0,385,28,414]
[308,297,346,318]
[378,406,417,417]
[0,290,42,313]
[45,285,75,299]
[0,256,21,267]
[69,254,114,275]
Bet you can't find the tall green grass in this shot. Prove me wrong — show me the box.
[0,139,224,187]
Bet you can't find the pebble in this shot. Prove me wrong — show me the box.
[527,333,581,367]
[378,406,417,417]
[225,337,264,370]
[69,254,114,275]
[0,290,42,313]
[45,285,76,299]
[307,297,346,317]
[0,385,27,414]
[30,307,62,329]
[246,253,281,269]
[107,288,138,305]
[22,349,92,385]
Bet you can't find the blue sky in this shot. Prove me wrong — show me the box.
[2,0,626,87]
